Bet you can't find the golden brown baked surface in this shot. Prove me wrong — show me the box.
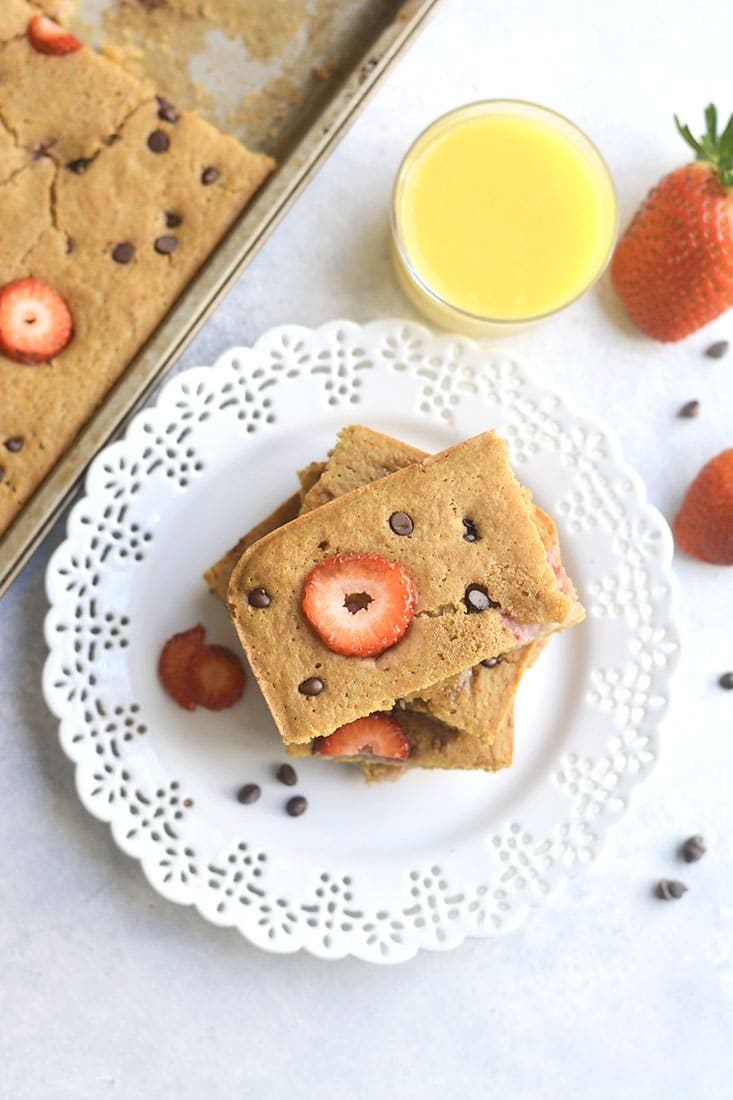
[298,429,426,514]
[286,708,515,781]
[206,427,581,753]
[204,435,525,771]
[204,463,325,598]
[297,426,552,742]
[207,432,526,767]
[228,431,573,745]
[0,16,274,535]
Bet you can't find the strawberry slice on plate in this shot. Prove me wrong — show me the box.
[28,14,82,56]
[158,625,206,711]
[188,644,246,710]
[0,278,73,364]
[314,713,410,761]
[301,552,416,657]
[158,626,246,711]
[673,448,733,564]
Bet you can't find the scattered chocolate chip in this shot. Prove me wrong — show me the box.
[286,795,307,817]
[237,783,261,805]
[680,835,706,863]
[463,518,479,542]
[247,586,271,608]
[65,237,75,254]
[389,511,413,536]
[4,437,23,453]
[156,96,179,123]
[31,144,51,161]
[705,340,729,359]
[677,399,700,419]
[66,157,90,174]
[719,671,733,690]
[154,234,178,255]
[0,466,5,483]
[111,242,135,264]
[481,656,502,668]
[655,879,688,901]
[276,763,298,787]
[147,130,170,154]
[298,677,324,696]
[464,584,499,613]
[201,166,219,185]
[165,211,182,228]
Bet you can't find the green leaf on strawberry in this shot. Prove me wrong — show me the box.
[675,102,733,186]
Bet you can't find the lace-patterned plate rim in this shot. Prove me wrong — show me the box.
[42,319,682,964]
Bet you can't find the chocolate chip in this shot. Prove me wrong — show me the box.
[705,340,729,359]
[677,399,700,419]
[481,656,502,668]
[156,96,179,123]
[4,437,23,453]
[680,835,706,863]
[299,677,324,696]
[464,584,499,613]
[719,671,733,690]
[463,518,479,542]
[286,795,307,817]
[276,763,297,787]
[111,242,135,264]
[655,879,688,901]
[389,511,413,536]
[0,466,5,483]
[236,783,261,805]
[154,235,178,255]
[247,587,271,608]
[65,237,74,254]
[66,157,90,174]
[165,211,182,228]
[201,166,219,185]
[147,130,170,154]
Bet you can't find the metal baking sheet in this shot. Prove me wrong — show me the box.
[0,0,441,597]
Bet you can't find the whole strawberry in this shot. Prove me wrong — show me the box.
[611,105,733,341]
[673,448,733,565]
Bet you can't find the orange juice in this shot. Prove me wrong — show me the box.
[392,101,617,333]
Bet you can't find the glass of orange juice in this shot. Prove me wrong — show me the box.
[391,100,617,335]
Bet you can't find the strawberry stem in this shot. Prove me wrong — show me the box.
[675,104,733,186]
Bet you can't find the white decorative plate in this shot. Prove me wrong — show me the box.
[43,320,680,963]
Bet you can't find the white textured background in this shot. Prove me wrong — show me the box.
[2,0,732,1096]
